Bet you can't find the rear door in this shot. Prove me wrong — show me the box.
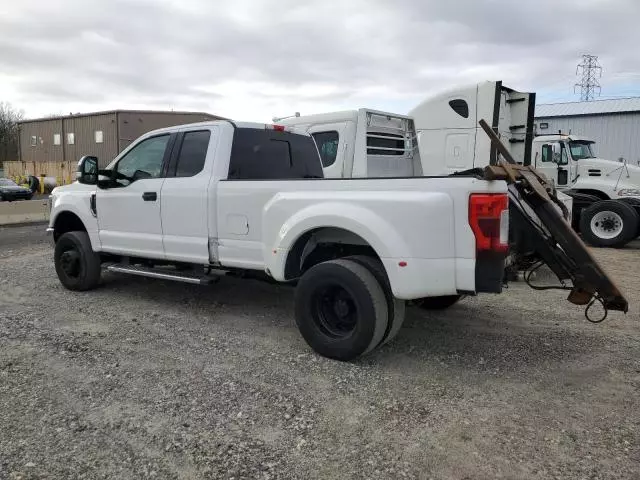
[96,133,173,258]
[160,127,218,263]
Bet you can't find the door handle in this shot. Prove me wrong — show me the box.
[142,192,157,201]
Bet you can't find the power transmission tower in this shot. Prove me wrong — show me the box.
[574,54,602,101]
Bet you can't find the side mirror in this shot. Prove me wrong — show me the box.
[76,156,98,185]
[551,144,562,164]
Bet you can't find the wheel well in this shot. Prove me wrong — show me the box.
[53,211,86,242]
[574,189,610,200]
[284,227,380,280]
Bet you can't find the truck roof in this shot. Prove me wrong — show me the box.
[139,120,312,138]
[534,134,593,143]
[277,108,414,127]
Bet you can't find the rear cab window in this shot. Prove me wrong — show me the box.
[228,128,324,180]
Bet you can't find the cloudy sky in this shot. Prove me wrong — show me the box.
[2,0,639,121]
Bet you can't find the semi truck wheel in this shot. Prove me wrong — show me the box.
[413,295,462,310]
[579,200,639,248]
[295,258,388,361]
[345,255,406,346]
[618,197,640,237]
[54,231,102,291]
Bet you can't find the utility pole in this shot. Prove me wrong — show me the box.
[574,54,602,101]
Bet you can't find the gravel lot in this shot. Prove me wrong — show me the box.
[1,224,638,479]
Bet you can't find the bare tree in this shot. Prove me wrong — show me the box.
[0,102,24,164]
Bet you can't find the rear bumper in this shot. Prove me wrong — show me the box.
[381,254,505,300]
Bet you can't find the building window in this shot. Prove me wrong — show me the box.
[67,133,75,145]
[539,122,549,130]
[95,130,104,144]
[30,136,37,147]
[53,134,61,145]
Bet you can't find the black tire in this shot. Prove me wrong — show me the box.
[345,255,406,346]
[54,231,102,291]
[579,200,639,248]
[617,198,640,237]
[295,258,388,361]
[413,295,462,310]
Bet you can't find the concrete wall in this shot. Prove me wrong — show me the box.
[535,112,640,165]
[0,199,50,225]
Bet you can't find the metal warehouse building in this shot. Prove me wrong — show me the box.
[19,110,221,167]
[535,98,640,165]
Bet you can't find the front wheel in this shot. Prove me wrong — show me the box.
[579,200,639,248]
[295,259,388,361]
[54,231,102,291]
[413,295,462,310]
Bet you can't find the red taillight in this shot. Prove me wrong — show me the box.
[469,193,509,252]
[271,124,286,132]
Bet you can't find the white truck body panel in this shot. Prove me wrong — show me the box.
[216,177,506,297]
[278,108,423,179]
[410,81,535,175]
[49,120,509,300]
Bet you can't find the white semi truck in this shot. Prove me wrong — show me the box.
[409,81,640,248]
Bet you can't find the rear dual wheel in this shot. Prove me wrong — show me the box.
[294,257,405,361]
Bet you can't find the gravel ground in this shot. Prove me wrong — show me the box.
[0,225,639,479]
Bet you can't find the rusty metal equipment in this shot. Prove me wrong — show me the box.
[479,119,628,321]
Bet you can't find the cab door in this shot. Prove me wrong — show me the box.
[535,142,562,187]
[95,133,174,258]
[160,127,217,263]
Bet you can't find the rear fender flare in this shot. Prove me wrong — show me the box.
[268,202,409,280]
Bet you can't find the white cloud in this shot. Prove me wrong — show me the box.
[1,0,639,121]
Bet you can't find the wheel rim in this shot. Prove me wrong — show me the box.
[60,248,82,278]
[590,211,624,240]
[312,285,358,339]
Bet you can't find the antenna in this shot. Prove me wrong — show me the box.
[574,54,602,101]
[272,112,301,123]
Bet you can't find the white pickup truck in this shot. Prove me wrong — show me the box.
[48,120,511,360]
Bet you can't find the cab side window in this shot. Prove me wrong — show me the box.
[541,144,553,162]
[115,135,170,186]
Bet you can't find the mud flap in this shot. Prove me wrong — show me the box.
[479,119,628,318]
